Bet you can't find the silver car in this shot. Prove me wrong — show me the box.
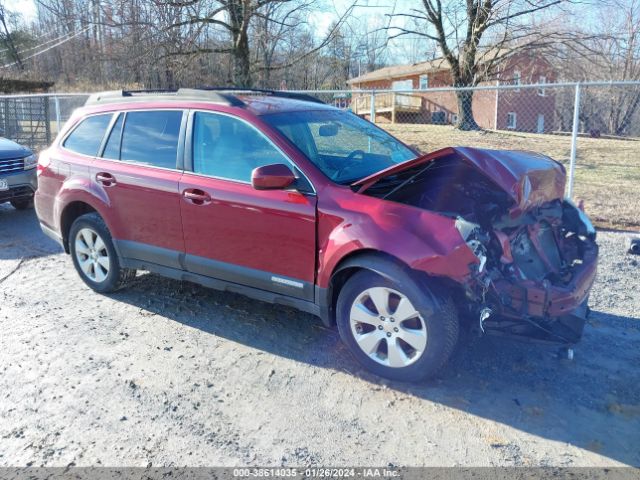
[0,138,37,210]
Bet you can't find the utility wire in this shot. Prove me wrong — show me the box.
[0,25,73,54]
[0,25,91,69]
[0,29,83,57]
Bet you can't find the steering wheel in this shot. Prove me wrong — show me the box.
[345,149,366,162]
[330,149,366,181]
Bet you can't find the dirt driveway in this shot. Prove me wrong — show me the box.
[1,204,639,467]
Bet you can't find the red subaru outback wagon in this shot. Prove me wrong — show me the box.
[35,89,598,381]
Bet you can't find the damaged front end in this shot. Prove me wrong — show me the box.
[455,200,597,344]
[357,147,599,345]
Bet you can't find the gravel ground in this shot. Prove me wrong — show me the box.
[0,204,639,467]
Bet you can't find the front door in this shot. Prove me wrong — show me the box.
[92,110,186,268]
[179,111,317,300]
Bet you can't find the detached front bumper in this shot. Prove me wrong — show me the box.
[494,241,597,318]
[483,241,598,344]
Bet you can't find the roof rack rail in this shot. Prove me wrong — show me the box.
[195,87,325,105]
[84,87,324,107]
[85,88,245,107]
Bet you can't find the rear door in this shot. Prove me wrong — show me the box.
[92,109,187,268]
[179,110,317,300]
[38,112,114,230]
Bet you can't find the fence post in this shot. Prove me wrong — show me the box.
[54,96,61,136]
[494,80,499,130]
[44,96,51,146]
[370,91,376,124]
[1,98,7,138]
[567,83,581,199]
[391,92,396,124]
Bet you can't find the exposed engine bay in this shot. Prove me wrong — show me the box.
[359,147,598,345]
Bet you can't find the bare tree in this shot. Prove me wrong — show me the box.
[387,0,573,130]
[589,0,640,135]
[162,0,353,87]
[550,0,640,135]
[251,0,322,87]
[388,17,437,64]
[344,15,389,75]
[31,0,226,88]
[0,3,24,69]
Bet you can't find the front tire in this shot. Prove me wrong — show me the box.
[336,269,459,382]
[69,213,135,293]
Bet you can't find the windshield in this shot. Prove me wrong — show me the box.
[261,109,416,184]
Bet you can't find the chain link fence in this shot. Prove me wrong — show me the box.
[309,82,639,230]
[1,82,637,230]
[0,93,87,150]
[0,95,51,149]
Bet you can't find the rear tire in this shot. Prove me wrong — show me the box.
[10,198,33,210]
[336,269,458,382]
[69,213,136,293]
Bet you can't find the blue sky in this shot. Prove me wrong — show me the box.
[7,0,431,63]
[9,0,350,29]
[6,0,597,36]
[6,0,597,66]
[9,0,410,37]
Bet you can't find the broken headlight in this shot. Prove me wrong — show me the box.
[455,217,488,273]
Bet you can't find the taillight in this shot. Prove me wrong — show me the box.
[37,149,50,176]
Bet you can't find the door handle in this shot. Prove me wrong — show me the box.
[96,172,116,187]
[182,188,211,205]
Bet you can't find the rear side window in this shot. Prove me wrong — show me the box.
[63,114,113,156]
[120,110,183,169]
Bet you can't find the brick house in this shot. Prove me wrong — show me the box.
[346,50,556,133]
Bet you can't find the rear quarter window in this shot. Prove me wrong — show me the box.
[63,113,113,156]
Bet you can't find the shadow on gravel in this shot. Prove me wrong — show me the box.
[5,197,638,464]
[113,272,640,466]
[0,205,62,259]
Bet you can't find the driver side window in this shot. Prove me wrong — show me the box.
[192,112,291,182]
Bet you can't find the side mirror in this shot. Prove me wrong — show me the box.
[251,163,296,190]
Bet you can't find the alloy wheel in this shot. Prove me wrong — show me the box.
[74,227,110,283]
[349,287,427,368]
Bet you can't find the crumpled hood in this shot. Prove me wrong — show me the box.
[353,146,566,213]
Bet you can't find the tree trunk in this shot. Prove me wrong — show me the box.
[615,90,640,136]
[231,35,252,87]
[228,0,252,89]
[455,90,480,131]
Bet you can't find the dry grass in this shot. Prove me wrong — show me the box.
[384,124,640,231]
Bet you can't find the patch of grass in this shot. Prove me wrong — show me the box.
[384,124,640,230]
